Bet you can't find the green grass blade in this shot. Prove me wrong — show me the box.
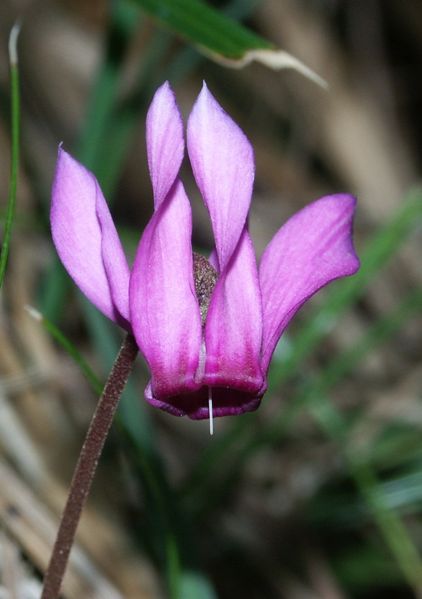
[136,0,272,58]
[312,287,422,393]
[179,571,218,599]
[310,393,422,592]
[256,287,422,451]
[76,0,140,170]
[134,0,326,86]
[25,306,103,395]
[0,23,21,288]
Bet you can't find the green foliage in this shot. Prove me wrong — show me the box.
[180,572,218,599]
[135,0,272,58]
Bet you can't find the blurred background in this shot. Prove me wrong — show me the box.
[0,0,421,597]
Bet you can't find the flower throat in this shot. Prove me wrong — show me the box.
[193,252,218,325]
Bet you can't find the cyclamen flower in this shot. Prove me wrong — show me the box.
[51,81,359,421]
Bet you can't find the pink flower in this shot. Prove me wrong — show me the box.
[51,82,359,420]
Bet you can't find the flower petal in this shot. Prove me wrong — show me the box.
[208,249,219,272]
[51,148,129,324]
[187,83,254,270]
[95,185,130,324]
[203,228,264,393]
[146,81,184,209]
[259,194,360,372]
[130,180,202,399]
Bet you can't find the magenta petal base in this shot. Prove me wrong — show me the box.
[145,383,262,419]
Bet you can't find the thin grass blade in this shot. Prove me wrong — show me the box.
[0,23,21,288]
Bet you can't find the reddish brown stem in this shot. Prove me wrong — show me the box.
[41,333,138,599]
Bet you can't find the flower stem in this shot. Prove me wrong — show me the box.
[41,333,138,599]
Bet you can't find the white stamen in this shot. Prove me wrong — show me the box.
[208,388,214,436]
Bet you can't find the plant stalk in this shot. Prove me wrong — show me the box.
[41,333,138,599]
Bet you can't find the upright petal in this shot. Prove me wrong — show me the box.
[130,180,202,399]
[260,194,360,372]
[51,148,129,324]
[187,83,254,270]
[203,228,264,394]
[146,81,184,209]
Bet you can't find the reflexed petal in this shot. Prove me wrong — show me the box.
[187,83,254,270]
[95,184,130,324]
[146,81,184,209]
[51,148,129,324]
[260,194,360,372]
[130,180,202,399]
[203,228,264,393]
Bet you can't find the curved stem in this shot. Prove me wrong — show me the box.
[41,333,138,599]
